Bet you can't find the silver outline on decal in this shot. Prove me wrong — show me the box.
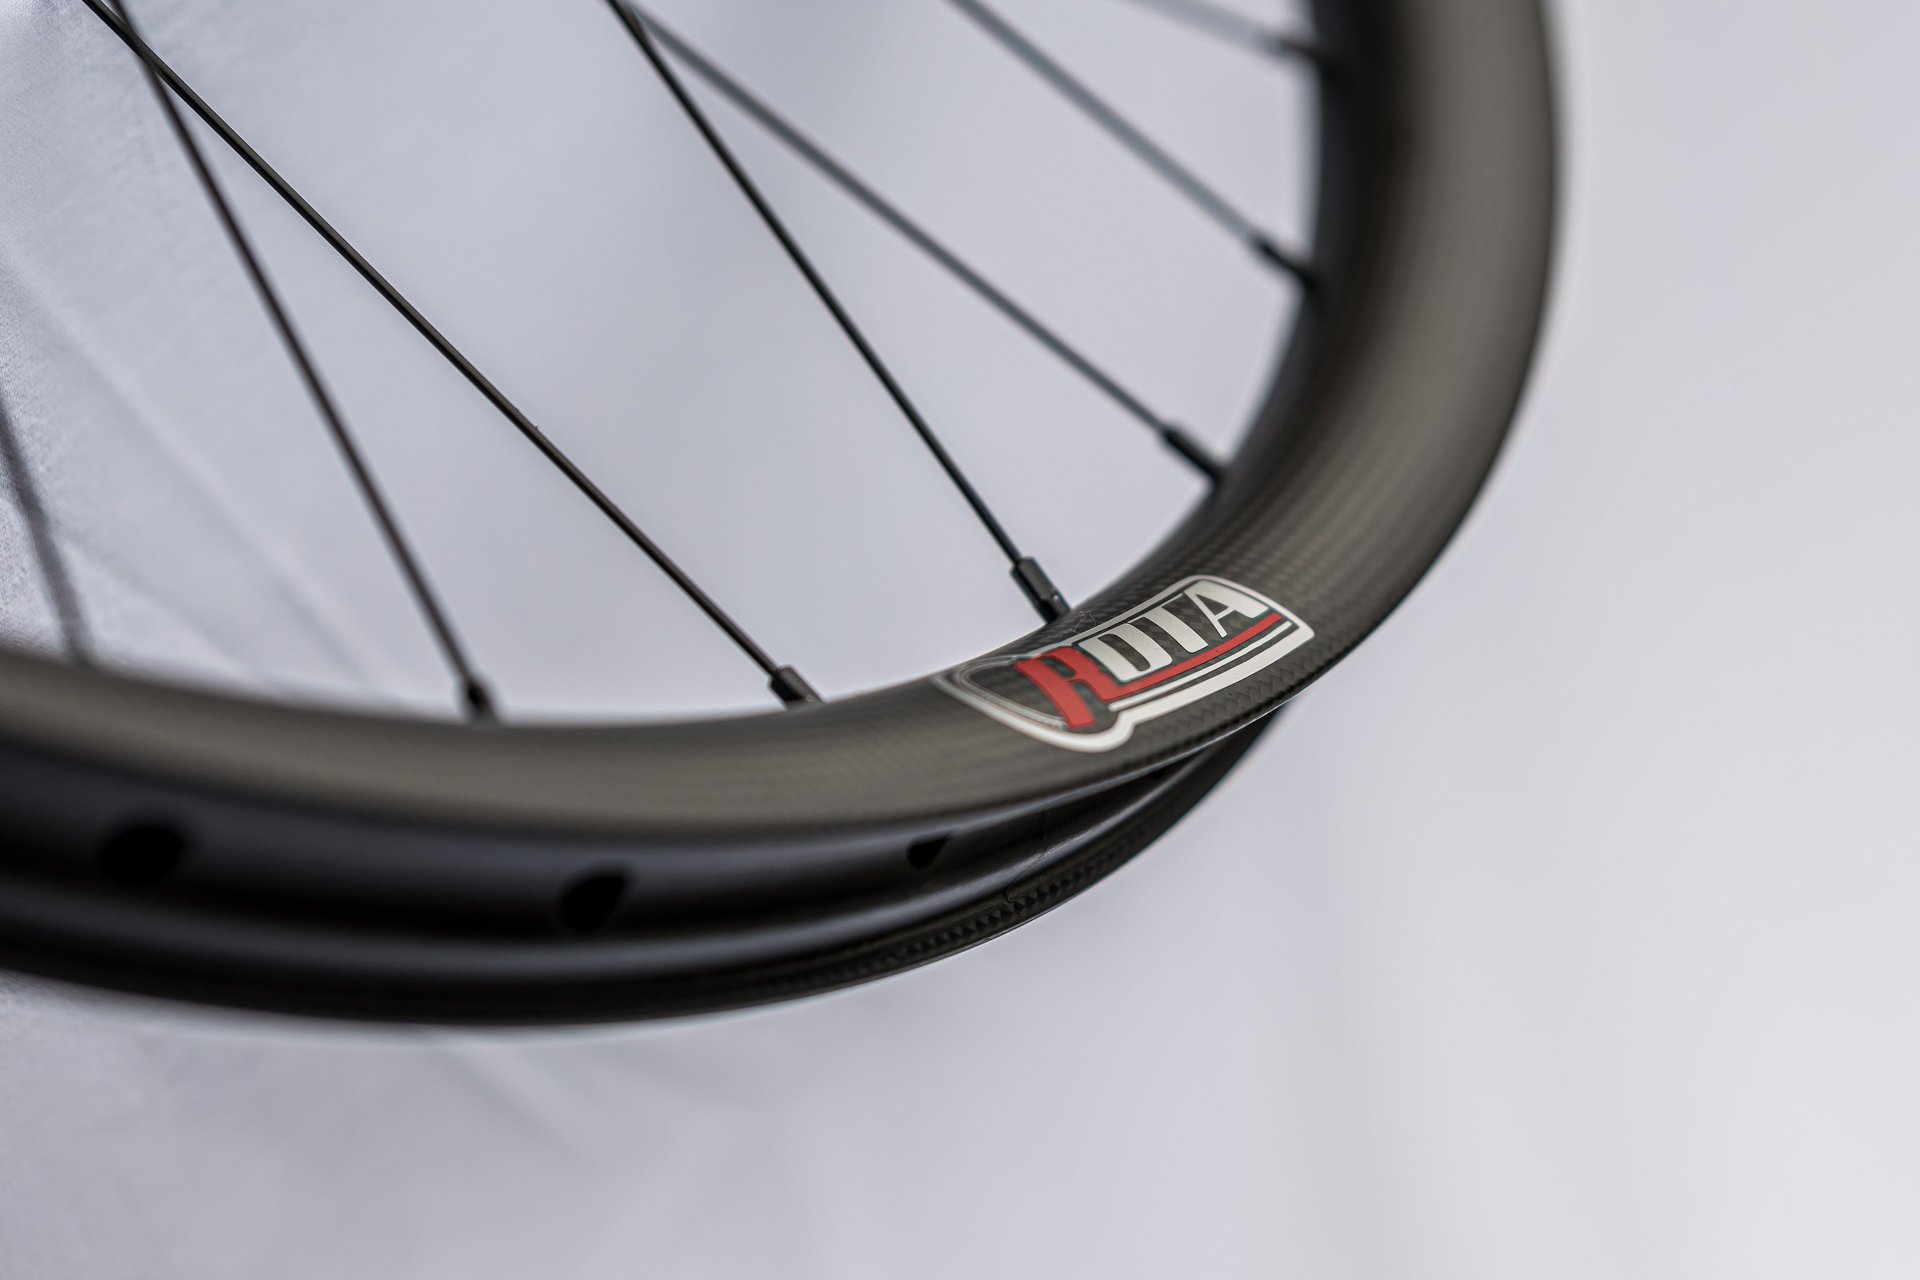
[935,576,1313,752]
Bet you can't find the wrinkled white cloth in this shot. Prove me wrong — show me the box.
[0,0,1302,715]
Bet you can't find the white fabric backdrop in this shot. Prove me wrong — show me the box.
[5,2,1920,1277]
[0,0,1307,715]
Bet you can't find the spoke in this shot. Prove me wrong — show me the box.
[108,0,495,720]
[0,387,91,662]
[631,7,1221,482]
[1111,0,1319,61]
[605,0,1069,624]
[76,0,818,706]
[945,0,1312,283]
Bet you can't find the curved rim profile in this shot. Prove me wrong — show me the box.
[0,0,1556,1022]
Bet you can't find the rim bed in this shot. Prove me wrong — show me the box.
[0,0,1556,1022]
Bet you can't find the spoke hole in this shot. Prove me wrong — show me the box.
[98,821,188,887]
[558,870,629,935]
[906,835,950,871]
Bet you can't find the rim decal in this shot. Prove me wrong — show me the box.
[937,576,1312,751]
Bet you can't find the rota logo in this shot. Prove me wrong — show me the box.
[937,576,1313,752]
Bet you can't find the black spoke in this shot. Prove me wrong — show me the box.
[1112,0,1319,61]
[108,0,496,720]
[945,0,1312,283]
[76,0,817,706]
[631,7,1222,482]
[606,0,1069,623]
[0,387,91,663]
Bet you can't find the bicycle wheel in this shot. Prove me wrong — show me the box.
[0,0,1554,1022]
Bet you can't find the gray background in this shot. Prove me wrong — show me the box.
[4,1,1919,1277]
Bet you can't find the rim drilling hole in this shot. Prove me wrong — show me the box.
[906,835,950,871]
[98,822,188,887]
[558,870,629,935]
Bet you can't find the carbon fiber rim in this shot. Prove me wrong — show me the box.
[0,0,1556,1022]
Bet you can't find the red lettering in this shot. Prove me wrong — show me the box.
[1013,648,1125,730]
[1014,613,1287,731]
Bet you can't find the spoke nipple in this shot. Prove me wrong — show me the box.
[769,665,823,707]
[462,679,498,722]
[1266,32,1324,64]
[1251,233,1314,288]
[1161,425,1225,482]
[1012,556,1071,623]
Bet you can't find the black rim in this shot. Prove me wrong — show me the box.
[0,0,1556,1022]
